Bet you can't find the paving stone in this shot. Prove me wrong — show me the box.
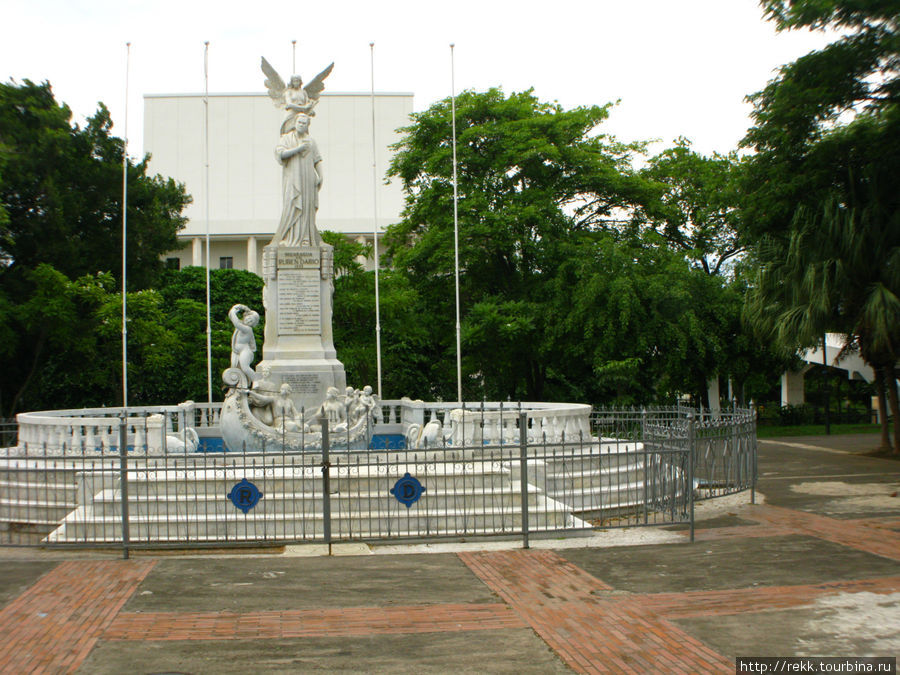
[0,561,57,608]
[124,554,497,612]
[559,535,900,594]
[80,630,571,674]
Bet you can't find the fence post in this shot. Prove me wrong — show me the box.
[118,414,130,560]
[686,413,695,544]
[519,411,529,549]
[320,415,332,555]
[751,405,758,505]
[731,406,740,491]
[641,408,649,525]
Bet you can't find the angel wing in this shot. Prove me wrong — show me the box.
[260,56,286,105]
[304,62,334,101]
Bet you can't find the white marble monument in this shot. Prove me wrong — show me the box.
[219,57,372,452]
[256,58,345,414]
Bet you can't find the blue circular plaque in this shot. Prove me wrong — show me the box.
[227,479,263,514]
[390,473,425,508]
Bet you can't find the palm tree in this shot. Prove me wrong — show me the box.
[745,197,900,453]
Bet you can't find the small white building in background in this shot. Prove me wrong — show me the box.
[143,91,414,273]
[780,333,875,406]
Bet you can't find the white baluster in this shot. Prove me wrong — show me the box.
[487,415,499,445]
[442,408,452,440]
[84,425,96,452]
[134,421,146,452]
[70,423,80,452]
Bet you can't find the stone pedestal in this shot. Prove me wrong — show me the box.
[256,243,346,414]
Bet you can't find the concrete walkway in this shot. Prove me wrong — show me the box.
[0,434,898,673]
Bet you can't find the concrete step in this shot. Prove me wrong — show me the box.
[0,497,75,525]
[73,484,549,519]
[0,479,78,503]
[45,495,581,544]
[121,464,513,497]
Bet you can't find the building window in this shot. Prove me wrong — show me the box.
[219,257,233,269]
[165,257,180,270]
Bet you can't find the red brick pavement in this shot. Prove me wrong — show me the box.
[104,602,524,641]
[2,501,899,673]
[0,559,155,674]
[459,549,735,674]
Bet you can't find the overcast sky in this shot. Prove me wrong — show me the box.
[4,0,835,161]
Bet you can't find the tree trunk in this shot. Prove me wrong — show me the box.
[7,329,47,418]
[888,364,900,455]
[875,366,891,452]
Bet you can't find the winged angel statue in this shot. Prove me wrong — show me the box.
[261,57,334,246]
[261,57,334,133]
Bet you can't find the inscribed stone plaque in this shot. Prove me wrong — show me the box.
[277,269,321,335]
[277,249,320,269]
[281,373,323,395]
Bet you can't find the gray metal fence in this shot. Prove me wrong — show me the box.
[0,406,756,554]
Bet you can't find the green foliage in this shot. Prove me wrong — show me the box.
[155,267,265,402]
[741,0,899,239]
[741,2,899,450]
[0,80,196,414]
[745,198,900,367]
[0,80,190,288]
[331,269,431,399]
[546,233,771,404]
[381,88,772,404]
[742,0,900,370]
[634,138,744,276]
[0,264,265,415]
[320,230,372,277]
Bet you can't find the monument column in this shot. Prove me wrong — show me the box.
[250,58,342,414]
[246,236,258,274]
[192,237,203,266]
[256,243,345,413]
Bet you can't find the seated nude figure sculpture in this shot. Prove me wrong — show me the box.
[249,383,304,432]
[320,387,346,428]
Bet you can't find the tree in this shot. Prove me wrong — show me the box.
[386,88,661,401]
[740,0,899,239]
[633,138,744,276]
[546,231,756,405]
[155,267,265,403]
[0,80,195,414]
[0,80,190,289]
[0,264,265,416]
[745,199,900,452]
[320,230,371,277]
[741,0,899,449]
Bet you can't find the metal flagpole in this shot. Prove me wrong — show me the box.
[122,42,131,410]
[204,41,213,404]
[370,42,383,398]
[450,43,462,404]
[292,40,297,73]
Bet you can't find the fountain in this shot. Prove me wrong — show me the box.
[0,55,758,548]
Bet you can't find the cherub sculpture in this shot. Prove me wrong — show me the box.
[228,304,260,385]
[261,57,334,134]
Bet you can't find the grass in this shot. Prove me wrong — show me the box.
[756,423,882,438]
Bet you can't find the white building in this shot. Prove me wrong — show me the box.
[143,91,413,273]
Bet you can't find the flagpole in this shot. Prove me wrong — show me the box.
[450,43,462,404]
[292,40,297,73]
[122,41,131,411]
[370,42,383,399]
[204,41,213,404]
